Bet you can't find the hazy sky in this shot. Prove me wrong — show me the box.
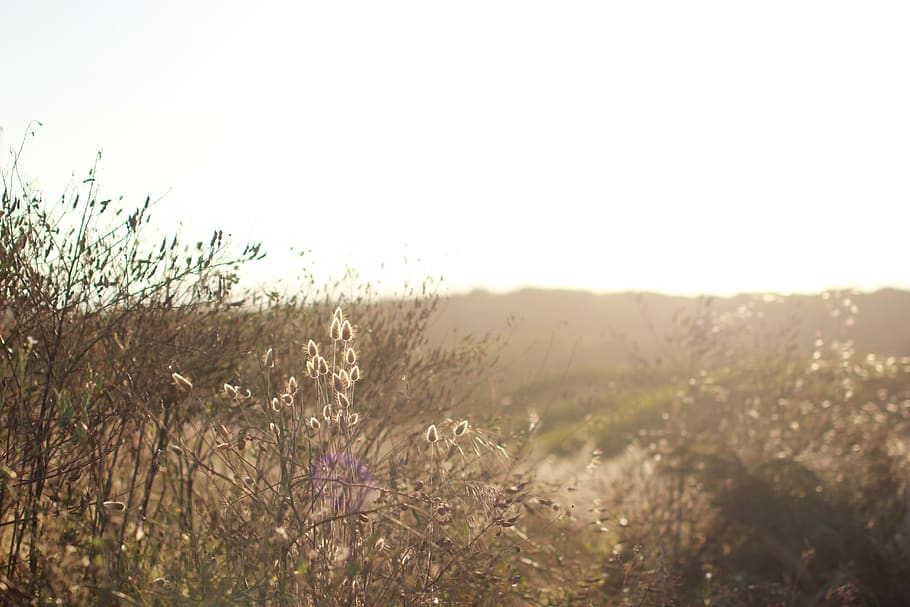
[2,1,908,296]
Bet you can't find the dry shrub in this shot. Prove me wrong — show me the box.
[557,294,910,606]
[0,144,534,605]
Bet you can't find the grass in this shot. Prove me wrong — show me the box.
[3,148,910,605]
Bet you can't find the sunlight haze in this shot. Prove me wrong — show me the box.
[2,1,908,297]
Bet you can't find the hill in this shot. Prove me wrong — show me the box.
[427,288,910,380]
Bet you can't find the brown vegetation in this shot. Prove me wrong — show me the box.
[2,151,909,605]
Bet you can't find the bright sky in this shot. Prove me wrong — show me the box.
[2,1,909,297]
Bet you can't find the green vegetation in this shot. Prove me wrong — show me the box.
[2,152,910,605]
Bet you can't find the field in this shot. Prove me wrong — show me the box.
[3,169,910,605]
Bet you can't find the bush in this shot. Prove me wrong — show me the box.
[0,147,534,605]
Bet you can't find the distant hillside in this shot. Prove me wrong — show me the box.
[426,288,910,382]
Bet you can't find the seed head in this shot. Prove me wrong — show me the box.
[224,383,238,398]
[341,320,353,341]
[454,420,469,437]
[271,398,281,413]
[340,369,351,389]
[281,393,294,407]
[426,424,439,443]
[332,373,345,393]
[306,359,317,378]
[172,373,192,390]
[336,392,350,409]
[323,405,332,421]
[333,306,344,322]
[309,416,321,430]
[345,348,357,365]
[270,422,280,436]
[347,413,359,426]
[350,365,361,382]
[307,339,319,358]
[330,317,342,341]
[317,356,329,376]
[264,348,274,367]
[103,501,126,512]
[287,376,298,393]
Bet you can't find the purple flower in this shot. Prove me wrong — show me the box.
[312,453,379,513]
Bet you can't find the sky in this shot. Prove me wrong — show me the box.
[2,1,909,297]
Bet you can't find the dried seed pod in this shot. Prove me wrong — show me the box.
[454,420,469,437]
[306,359,317,378]
[317,356,329,376]
[339,369,351,390]
[307,339,319,358]
[332,373,344,393]
[172,373,192,390]
[309,416,321,430]
[271,397,281,413]
[350,366,361,382]
[345,347,357,365]
[340,320,353,341]
[426,424,439,443]
[336,392,350,409]
[287,376,298,393]
[330,318,342,341]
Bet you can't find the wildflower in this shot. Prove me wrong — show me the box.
[312,453,378,513]
[426,424,439,443]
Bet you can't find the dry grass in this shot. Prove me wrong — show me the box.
[3,147,910,606]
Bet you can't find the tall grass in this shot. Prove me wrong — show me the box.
[0,148,541,605]
[3,144,910,605]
